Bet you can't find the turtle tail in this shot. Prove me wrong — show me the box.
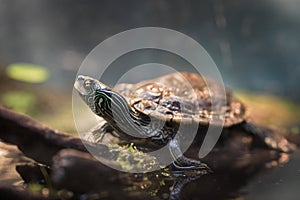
[241,121,296,153]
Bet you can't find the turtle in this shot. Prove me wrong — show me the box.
[74,72,294,171]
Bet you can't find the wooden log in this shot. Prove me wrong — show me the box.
[0,105,110,166]
[16,163,50,184]
[0,105,84,165]
[51,149,156,199]
[51,149,120,193]
[0,184,53,200]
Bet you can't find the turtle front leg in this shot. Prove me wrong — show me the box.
[169,137,211,171]
[84,121,114,143]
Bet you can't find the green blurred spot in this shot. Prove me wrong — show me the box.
[291,126,299,135]
[6,63,49,83]
[1,91,36,114]
[27,183,44,193]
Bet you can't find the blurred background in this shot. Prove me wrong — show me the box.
[1,1,300,95]
[0,0,300,199]
[1,0,300,94]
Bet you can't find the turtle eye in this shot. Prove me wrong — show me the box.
[84,80,91,88]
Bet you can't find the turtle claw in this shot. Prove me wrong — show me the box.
[171,159,212,173]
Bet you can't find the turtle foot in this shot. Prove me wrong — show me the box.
[171,157,212,173]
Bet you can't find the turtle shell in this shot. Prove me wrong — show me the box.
[113,72,246,127]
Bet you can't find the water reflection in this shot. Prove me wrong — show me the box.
[113,151,291,200]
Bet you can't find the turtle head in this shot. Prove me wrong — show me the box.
[75,75,152,138]
[74,75,114,116]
